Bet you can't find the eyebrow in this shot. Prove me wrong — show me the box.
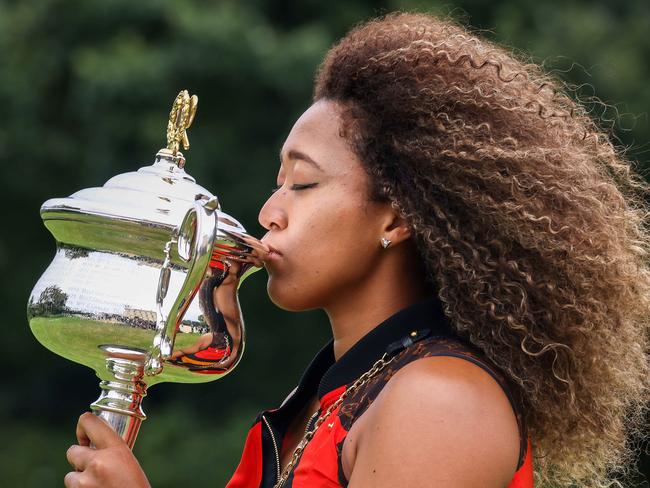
[279,149,324,171]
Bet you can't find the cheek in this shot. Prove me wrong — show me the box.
[299,197,372,269]
[266,196,378,310]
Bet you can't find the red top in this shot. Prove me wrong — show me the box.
[227,297,534,487]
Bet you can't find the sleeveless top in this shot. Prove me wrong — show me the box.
[226,297,534,487]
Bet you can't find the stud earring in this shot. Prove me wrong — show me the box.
[380,237,392,249]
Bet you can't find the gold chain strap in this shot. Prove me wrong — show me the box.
[272,351,399,488]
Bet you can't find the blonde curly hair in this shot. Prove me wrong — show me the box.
[314,11,649,487]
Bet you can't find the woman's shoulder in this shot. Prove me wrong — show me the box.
[384,334,528,454]
[378,349,522,436]
[341,334,521,421]
[345,343,522,486]
[395,335,522,400]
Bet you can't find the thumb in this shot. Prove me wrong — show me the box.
[76,412,125,449]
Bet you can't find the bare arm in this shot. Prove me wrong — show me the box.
[170,332,214,359]
[347,356,520,488]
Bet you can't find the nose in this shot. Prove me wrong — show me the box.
[258,191,287,231]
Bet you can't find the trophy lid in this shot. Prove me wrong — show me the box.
[40,91,241,262]
[42,148,216,228]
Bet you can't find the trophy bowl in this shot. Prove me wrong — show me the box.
[27,91,263,447]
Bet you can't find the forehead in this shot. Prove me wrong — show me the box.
[279,100,361,176]
[285,99,342,140]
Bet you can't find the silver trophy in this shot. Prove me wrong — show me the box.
[27,91,264,448]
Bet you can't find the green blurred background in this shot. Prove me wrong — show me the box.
[1,0,648,486]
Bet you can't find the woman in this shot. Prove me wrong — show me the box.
[64,12,649,488]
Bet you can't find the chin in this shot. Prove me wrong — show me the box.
[266,275,320,312]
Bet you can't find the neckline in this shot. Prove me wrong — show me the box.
[316,295,450,400]
[264,295,452,421]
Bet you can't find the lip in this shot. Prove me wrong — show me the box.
[261,240,283,261]
[265,250,282,261]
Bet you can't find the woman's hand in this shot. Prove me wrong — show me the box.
[64,412,151,488]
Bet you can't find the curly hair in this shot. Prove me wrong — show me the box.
[313,11,650,487]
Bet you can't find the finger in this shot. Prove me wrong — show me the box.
[76,412,123,449]
[66,444,93,471]
[64,470,82,488]
[76,417,90,447]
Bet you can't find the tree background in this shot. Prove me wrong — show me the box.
[1,0,648,486]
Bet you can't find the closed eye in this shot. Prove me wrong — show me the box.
[271,183,318,194]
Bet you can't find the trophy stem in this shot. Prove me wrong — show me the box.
[90,351,148,449]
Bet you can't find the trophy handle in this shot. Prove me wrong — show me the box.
[146,196,219,375]
[90,197,219,448]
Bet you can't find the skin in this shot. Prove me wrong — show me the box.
[258,99,430,360]
[343,357,520,487]
[65,99,520,487]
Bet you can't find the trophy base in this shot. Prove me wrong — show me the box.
[90,346,148,449]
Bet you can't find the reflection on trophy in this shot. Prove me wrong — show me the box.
[27,90,264,448]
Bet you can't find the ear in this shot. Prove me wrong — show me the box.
[381,208,412,246]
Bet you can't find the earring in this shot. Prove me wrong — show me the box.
[380,237,392,249]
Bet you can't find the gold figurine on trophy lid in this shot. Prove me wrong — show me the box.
[161,89,199,168]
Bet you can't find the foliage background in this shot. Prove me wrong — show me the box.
[0,0,648,486]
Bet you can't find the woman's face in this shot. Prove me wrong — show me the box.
[258,99,395,311]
